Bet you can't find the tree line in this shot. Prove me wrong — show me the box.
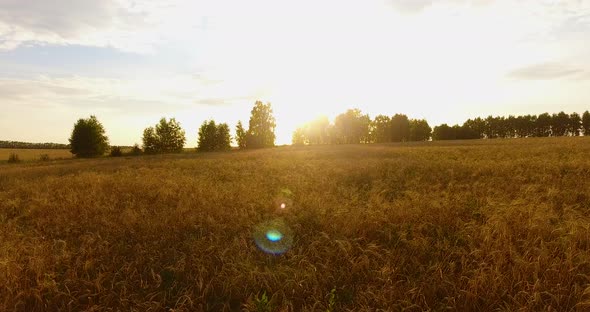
[21,102,590,159]
[0,141,70,149]
[68,101,277,158]
[434,111,590,140]
[292,109,432,145]
[292,109,590,144]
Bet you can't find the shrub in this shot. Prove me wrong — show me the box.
[129,144,142,156]
[8,153,21,163]
[110,146,123,157]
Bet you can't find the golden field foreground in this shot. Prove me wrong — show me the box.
[1,137,590,311]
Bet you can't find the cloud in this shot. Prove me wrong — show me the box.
[0,74,262,114]
[194,95,259,106]
[507,62,587,80]
[0,0,206,53]
[389,0,493,13]
[390,0,435,13]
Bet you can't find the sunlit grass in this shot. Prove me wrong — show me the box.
[1,137,589,311]
[0,148,72,162]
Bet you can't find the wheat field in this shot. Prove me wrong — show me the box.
[1,137,590,311]
[0,149,73,162]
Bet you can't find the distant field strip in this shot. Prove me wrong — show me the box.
[0,148,72,161]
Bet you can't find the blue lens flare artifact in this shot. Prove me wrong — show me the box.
[254,218,293,255]
[265,230,283,242]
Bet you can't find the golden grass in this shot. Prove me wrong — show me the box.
[0,149,72,162]
[1,137,590,311]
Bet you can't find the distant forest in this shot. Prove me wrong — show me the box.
[0,141,70,149]
[293,110,590,145]
[2,108,590,152]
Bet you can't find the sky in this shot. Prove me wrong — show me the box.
[0,0,589,146]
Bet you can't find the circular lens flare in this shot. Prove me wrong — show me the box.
[266,230,283,242]
[254,219,293,255]
[280,203,286,209]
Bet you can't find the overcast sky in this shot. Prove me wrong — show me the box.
[1,0,589,145]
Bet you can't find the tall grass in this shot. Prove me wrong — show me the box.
[1,137,589,311]
[0,148,72,162]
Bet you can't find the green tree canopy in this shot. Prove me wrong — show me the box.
[371,115,391,143]
[198,120,231,152]
[583,111,590,136]
[390,114,410,142]
[551,111,569,136]
[246,101,276,148]
[569,112,582,136]
[142,118,186,154]
[69,115,109,158]
[334,109,370,144]
[409,119,432,141]
[536,113,552,137]
[463,118,486,139]
[235,121,247,149]
[433,124,455,140]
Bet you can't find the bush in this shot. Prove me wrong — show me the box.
[110,146,123,157]
[39,154,50,161]
[129,144,142,156]
[8,153,21,163]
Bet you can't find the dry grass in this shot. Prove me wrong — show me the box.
[0,149,72,162]
[1,137,590,311]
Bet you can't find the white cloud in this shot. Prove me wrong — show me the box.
[0,0,207,53]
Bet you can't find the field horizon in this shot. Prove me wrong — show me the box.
[2,137,590,311]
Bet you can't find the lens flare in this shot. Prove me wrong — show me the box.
[266,230,283,242]
[254,219,293,255]
[274,188,294,211]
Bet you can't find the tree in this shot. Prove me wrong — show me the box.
[235,121,247,149]
[216,123,232,150]
[484,116,498,139]
[246,101,276,148]
[551,111,569,136]
[535,113,552,137]
[371,115,391,143]
[198,120,231,152]
[455,124,479,140]
[583,111,590,136]
[569,112,582,136]
[334,109,370,144]
[142,118,186,154]
[142,127,158,154]
[432,124,455,140]
[463,118,486,139]
[69,115,109,158]
[409,119,432,141]
[390,114,410,142]
[292,127,306,145]
[305,116,330,145]
[505,115,517,138]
